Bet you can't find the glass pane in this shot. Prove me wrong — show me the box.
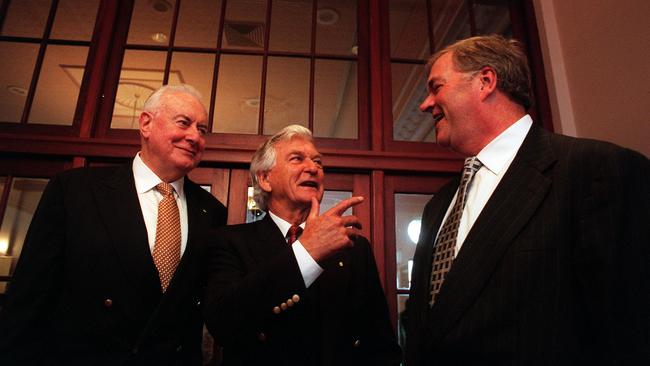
[391,62,435,142]
[263,57,310,135]
[127,0,177,46]
[168,52,215,106]
[395,193,432,289]
[0,178,48,281]
[269,0,312,53]
[49,0,100,41]
[1,0,51,38]
[0,42,39,123]
[246,186,266,223]
[315,0,357,56]
[221,0,267,50]
[313,59,357,139]
[212,54,263,134]
[430,0,471,51]
[473,0,512,37]
[111,50,167,129]
[321,190,352,216]
[389,0,430,60]
[29,45,89,125]
[397,294,409,350]
[175,0,222,48]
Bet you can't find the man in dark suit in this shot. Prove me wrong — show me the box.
[405,35,649,365]
[0,84,227,365]
[203,125,401,365]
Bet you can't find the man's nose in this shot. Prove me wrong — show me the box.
[419,95,434,113]
[304,159,318,173]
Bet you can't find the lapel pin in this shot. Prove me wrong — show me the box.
[202,209,207,213]
[338,261,344,267]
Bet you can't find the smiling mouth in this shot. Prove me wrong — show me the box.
[299,181,319,189]
[433,113,445,124]
[176,146,197,157]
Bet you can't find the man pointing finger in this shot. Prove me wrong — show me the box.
[203,124,401,365]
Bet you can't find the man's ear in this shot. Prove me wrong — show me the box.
[139,111,153,138]
[478,66,497,95]
[257,171,272,193]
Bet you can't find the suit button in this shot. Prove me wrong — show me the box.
[104,299,113,308]
[280,302,288,310]
[292,294,300,303]
[176,345,183,352]
[353,339,361,348]
[257,332,267,342]
[273,306,281,314]
[286,299,294,307]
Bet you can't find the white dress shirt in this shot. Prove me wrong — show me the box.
[440,114,533,255]
[268,211,324,288]
[132,153,189,255]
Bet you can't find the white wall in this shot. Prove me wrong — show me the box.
[533,0,650,157]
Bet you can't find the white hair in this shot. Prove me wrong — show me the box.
[250,124,313,211]
[142,84,205,113]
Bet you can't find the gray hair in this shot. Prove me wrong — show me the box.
[142,84,205,113]
[250,124,314,211]
[428,35,532,110]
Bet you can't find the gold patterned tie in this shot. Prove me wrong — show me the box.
[429,156,483,306]
[152,182,181,292]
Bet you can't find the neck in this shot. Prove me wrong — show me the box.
[139,151,182,182]
[268,203,309,226]
[457,101,526,156]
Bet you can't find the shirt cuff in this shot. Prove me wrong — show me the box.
[292,240,324,287]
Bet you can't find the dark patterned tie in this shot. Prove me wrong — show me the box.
[429,156,483,306]
[152,182,181,292]
[287,225,303,245]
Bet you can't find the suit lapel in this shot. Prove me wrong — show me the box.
[428,125,557,339]
[92,164,160,297]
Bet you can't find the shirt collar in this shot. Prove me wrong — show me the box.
[132,153,184,196]
[268,211,305,238]
[476,114,533,175]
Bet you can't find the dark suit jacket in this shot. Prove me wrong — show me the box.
[203,215,401,366]
[0,163,227,365]
[406,125,650,365]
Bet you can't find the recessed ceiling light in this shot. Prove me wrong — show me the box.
[150,0,172,13]
[7,85,27,96]
[317,8,339,25]
[151,32,168,43]
[245,98,260,108]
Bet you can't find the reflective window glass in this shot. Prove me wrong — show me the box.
[316,0,357,56]
[395,193,432,290]
[263,56,310,135]
[313,59,357,139]
[212,54,263,134]
[49,0,100,41]
[1,0,51,38]
[221,0,267,50]
[111,50,167,129]
[29,45,90,125]
[0,178,48,282]
[0,42,39,123]
[168,52,215,105]
[269,0,313,53]
[127,0,177,46]
[175,0,222,48]
[397,293,409,350]
[391,63,434,142]
[429,0,471,50]
[389,0,430,59]
[473,0,512,37]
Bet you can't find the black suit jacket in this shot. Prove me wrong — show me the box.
[0,164,227,365]
[203,215,401,366]
[406,125,650,365]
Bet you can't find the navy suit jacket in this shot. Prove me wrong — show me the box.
[0,164,227,365]
[406,125,650,365]
[203,215,402,366]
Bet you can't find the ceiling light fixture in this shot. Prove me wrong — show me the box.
[317,8,339,25]
[7,85,27,96]
[151,32,168,43]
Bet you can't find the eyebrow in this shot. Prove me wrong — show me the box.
[289,149,322,160]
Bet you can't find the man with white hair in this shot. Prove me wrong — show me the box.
[204,124,401,365]
[0,84,227,365]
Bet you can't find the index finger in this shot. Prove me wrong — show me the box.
[324,196,364,216]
